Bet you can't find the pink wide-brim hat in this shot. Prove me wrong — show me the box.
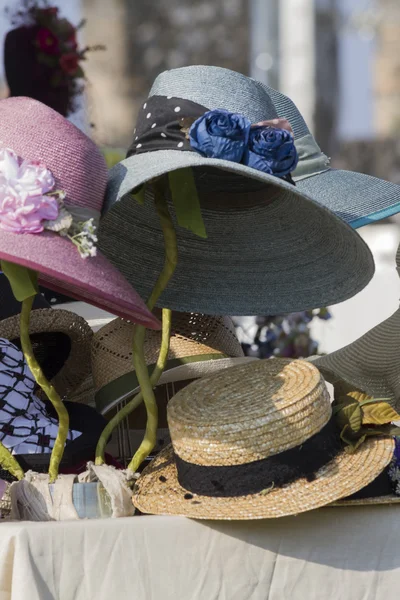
[0,97,160,330]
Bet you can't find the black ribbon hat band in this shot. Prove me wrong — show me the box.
[173,416,342,498]
[127,94,297,191]
[128,95,207,159]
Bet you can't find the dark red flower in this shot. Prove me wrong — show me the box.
[36,27,59,54]
[59,52,80,75]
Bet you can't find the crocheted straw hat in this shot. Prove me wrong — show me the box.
[0,308,92,401]
[264,83,400,228]
[0,97,159,330]
[313,242,400,410]
[100,65,374,316]
[92,312,254,416]
[133,359,394,520]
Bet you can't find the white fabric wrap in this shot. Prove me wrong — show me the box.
[9,472,78,521]
[79,462,136,519]
[9,465,135,521]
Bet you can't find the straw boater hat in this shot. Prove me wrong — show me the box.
[92,312,255,417]
[0,97,159,330]
[99,65,374,316]
[133,359,394,519]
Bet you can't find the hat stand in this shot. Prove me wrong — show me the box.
[0,175,180,519]
[95,176,178,479]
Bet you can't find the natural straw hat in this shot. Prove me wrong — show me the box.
[133,359,394,520]
[99,65,374,316]
[92,312,255,416]
[0,308,93,401]
[0,97,159,330]
[313,242,400,410]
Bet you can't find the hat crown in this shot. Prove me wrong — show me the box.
[168,359,332,466]
[261,83,311,141]
[150,65,279,123]
[0,97,107,214]
[148,66,328,182]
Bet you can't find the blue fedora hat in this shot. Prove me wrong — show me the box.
[99,65,374,316]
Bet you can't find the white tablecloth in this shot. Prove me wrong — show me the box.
[1,506,400,600]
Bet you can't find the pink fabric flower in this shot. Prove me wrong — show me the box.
[0,148,59,234]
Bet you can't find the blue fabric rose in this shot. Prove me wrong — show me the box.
[244,126,299,177]
[189,109,251,163]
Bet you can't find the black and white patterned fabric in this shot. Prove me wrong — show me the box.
[127,95,206,158]
[0,338,81,454]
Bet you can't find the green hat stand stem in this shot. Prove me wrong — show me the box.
[94,309,172,468]
[1,261,69,483]
[95,171,205,476]
[95,177,177,473]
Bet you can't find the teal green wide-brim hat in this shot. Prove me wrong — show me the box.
[262,84,400,228]
[99,65,374,316]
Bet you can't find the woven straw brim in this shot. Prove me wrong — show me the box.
[133,438,394,519]
[101,155,374,315]
[0,309,92,400]
[92,313,246,413]
[313,306,400,410]
[265,83,400,227]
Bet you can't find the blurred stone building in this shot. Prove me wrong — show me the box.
[80,0,400,183]
[374,0,400,136]
[337,0,400,182]
[82,0,248,148]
